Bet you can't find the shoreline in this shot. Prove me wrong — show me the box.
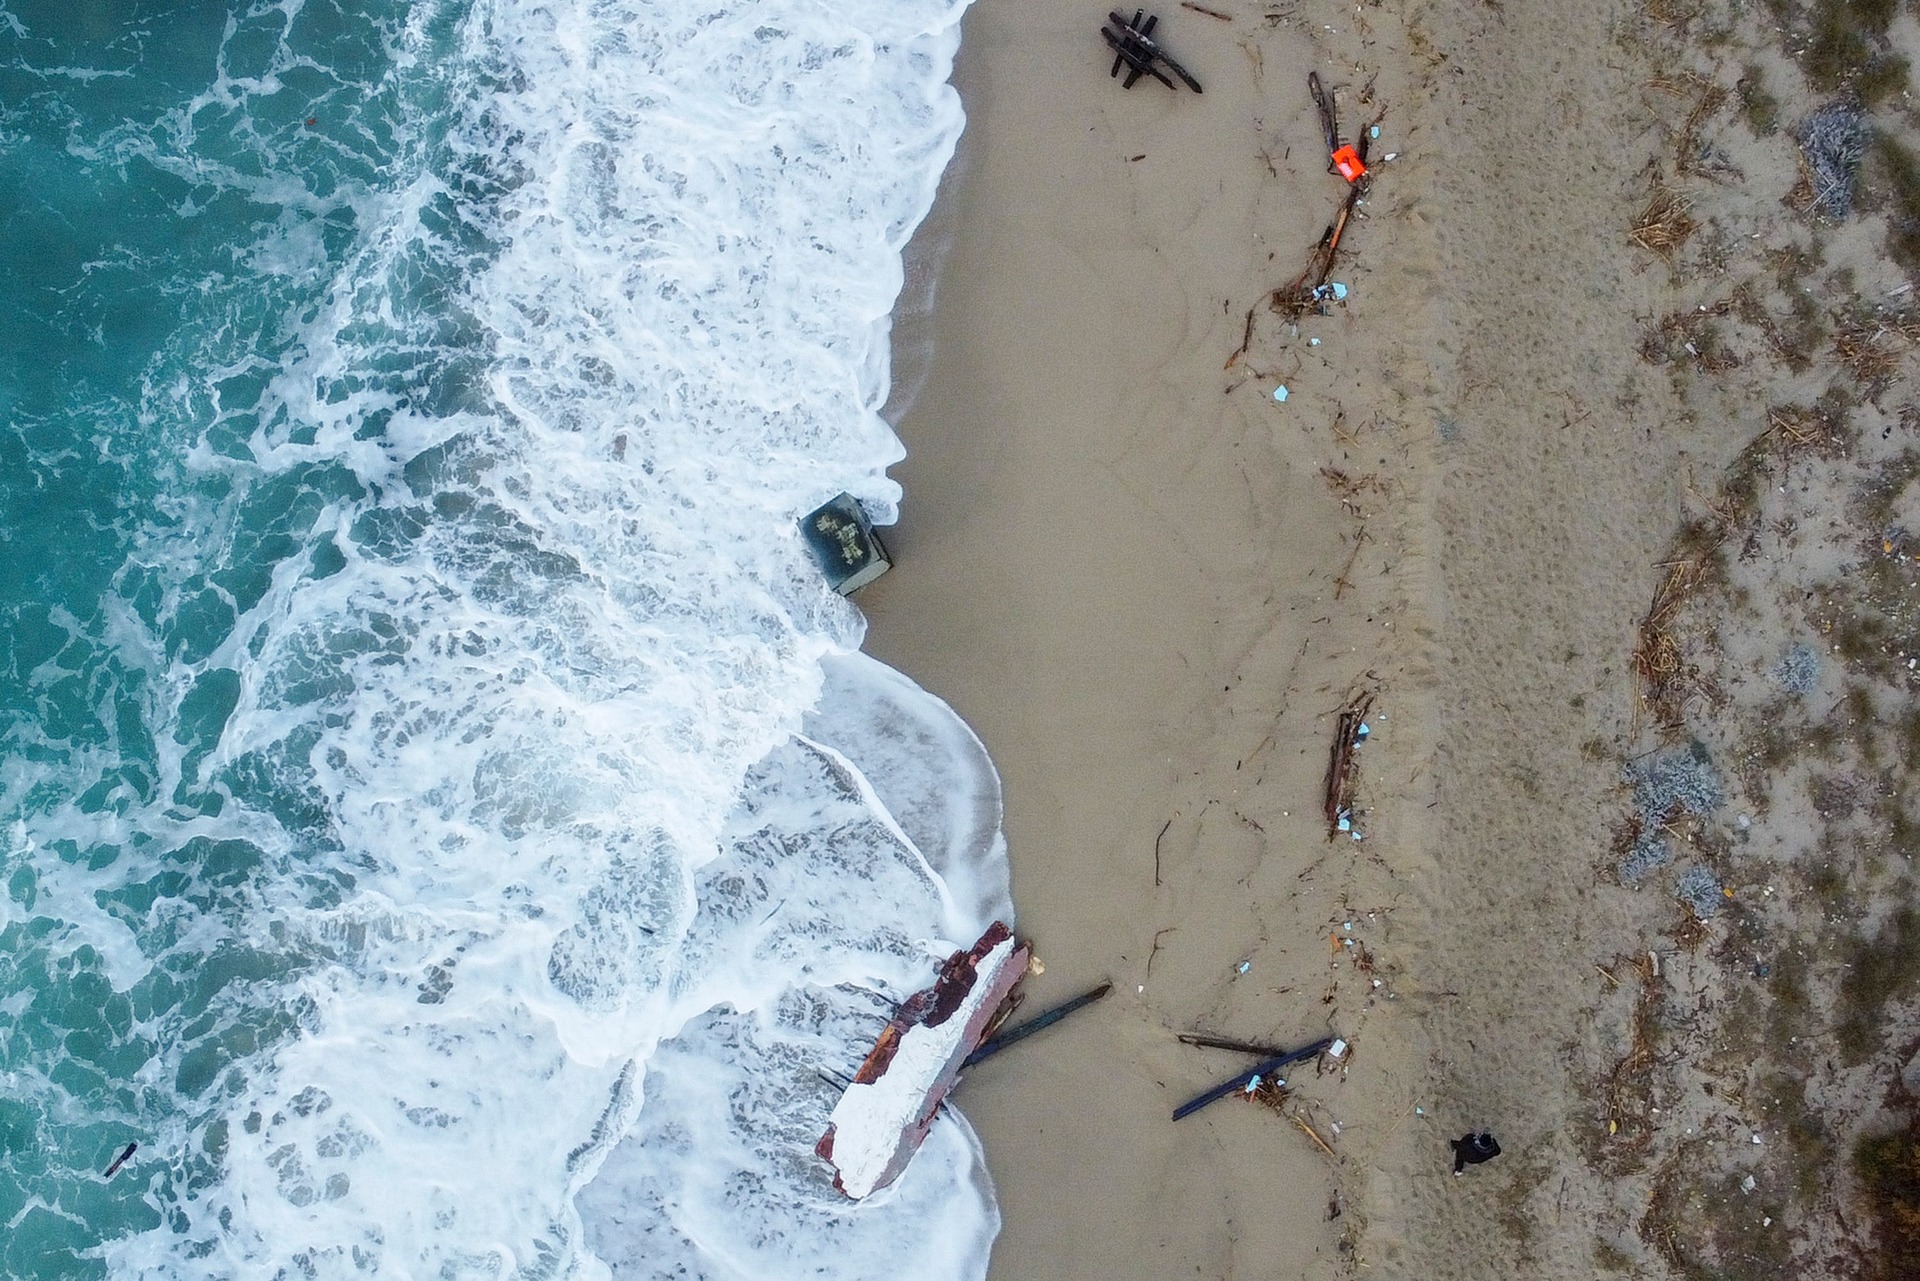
[862,1,1438,1275]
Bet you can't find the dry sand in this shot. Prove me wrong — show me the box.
[867,2,1436,1276]
[862,0,1920,1276]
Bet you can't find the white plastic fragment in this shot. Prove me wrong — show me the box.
[1327,1038,1348,1059]
[1236,960,1252,974]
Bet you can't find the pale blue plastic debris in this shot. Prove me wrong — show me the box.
[1331,282,1349,300]
[1369,125,1380,139]
[1237,960,1251,974]
[1245,1075,1262,1094]
[1336,813,1351,832]
[1273,385,1289,402]
[1355,722,1371,741]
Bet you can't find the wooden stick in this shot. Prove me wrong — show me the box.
[1309,72,1339,154]
[1181,1,1233,18]
[1178,1032,1295,1057]
[1294,1113,1338,1157]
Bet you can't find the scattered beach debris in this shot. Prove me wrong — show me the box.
[816,923,1031,1198]
[1273,384,1290,402]
[961,981,1112,1068]
[1773,642,1821,696]
[800,493,892,595]
[1178,0,1231,19]
[1274,181,1361,316]
[1323,691,1375,840]
[1798,100,1866,218]
[1102,10,1203,93]
[1676,865,1724,919]
[102,1141,138,1179]
[1628,183,1696,258]
[1171,1036,1337,1121]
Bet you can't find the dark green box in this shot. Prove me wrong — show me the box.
[801,493,893,595]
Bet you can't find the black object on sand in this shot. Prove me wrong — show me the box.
[1102,11,1203,93]
[1451,1131,1502,1174]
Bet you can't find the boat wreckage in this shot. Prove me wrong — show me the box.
[816,922,1030,1199]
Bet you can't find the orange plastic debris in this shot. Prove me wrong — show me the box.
[1332,145,1368,183]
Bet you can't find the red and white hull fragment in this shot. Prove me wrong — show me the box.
[815,922,1030,1199]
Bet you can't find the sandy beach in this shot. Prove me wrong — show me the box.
[867,0,1920,1276]
[865,1,1435,1275]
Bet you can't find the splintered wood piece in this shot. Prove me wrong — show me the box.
[1309,71,1338,154]
[1321,692,1375,838]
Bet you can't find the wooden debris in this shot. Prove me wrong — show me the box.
[1103,11,1204,92]
[1178,1031,1296,1056]
[963,982,1113,1068]
[1322,691,1374,839]
[1309,71,1339,155]
[816,923,1031,1198]
[1171,1037,1336,1121]
[103,1141,138,1178]
[1180,0,1232,18]
[1293,1113,1338,1157]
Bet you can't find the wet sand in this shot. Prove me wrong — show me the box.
[863,1,1436,1276]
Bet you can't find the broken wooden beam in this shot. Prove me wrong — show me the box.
[1171,1037,1336,1121]
[963,981,1113,1067]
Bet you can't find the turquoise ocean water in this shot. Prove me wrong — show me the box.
[0,1,1011,1276]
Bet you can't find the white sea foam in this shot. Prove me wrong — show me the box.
[55,0,1004,1275]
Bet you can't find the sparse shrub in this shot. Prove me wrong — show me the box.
[1855,1112,1920,1279]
